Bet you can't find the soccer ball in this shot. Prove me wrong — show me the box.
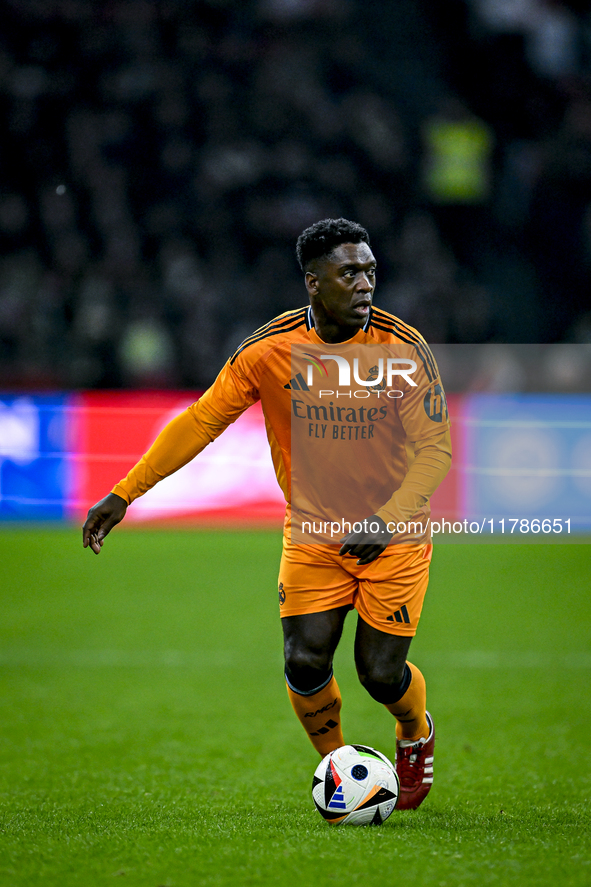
[312,744,399,825]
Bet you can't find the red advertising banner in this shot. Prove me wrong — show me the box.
[71,391,286,526]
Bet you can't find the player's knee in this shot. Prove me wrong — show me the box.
[358,662,408,704]
[284,645,333,693]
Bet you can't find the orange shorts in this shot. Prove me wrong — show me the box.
[277,537,433,636]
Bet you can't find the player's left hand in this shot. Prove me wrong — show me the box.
[339,514,393,565]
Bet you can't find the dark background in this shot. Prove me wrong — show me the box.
[1,0,590,390]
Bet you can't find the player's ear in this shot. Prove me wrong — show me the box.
[305,270,319,297]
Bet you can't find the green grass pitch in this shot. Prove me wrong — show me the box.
[0,528,590,886]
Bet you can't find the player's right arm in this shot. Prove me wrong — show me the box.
[82,360,258,554]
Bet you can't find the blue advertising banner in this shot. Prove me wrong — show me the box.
[463,395,591,534]
[0,394,71,520]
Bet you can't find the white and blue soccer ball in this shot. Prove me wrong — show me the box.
[312,744,399,825]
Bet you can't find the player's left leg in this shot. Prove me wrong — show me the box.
[354,618,434,810]
[352,542,434,809]
[354,620,429,741]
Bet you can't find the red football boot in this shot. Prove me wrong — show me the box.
[395,711,435,810]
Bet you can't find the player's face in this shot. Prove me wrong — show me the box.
[305,242,377,342]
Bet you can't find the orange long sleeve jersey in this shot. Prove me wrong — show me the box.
[113,306,452,530]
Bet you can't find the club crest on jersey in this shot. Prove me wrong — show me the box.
[366,364,386,390]
[423,383,448,423]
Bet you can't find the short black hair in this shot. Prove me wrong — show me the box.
[296,218,370,272]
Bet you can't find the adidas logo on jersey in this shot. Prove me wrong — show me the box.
[284,373,309,391]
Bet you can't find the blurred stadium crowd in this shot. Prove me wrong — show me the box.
[1,0,591,389]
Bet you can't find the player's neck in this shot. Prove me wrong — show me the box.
[309,307,364,344]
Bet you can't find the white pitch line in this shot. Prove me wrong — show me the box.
[418,651,591,669]
[0,650,589,669]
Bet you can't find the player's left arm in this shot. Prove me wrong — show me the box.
[374,426,452,527]
[375,343,452,529]
[340,345,452,564]
[338,428,452,564]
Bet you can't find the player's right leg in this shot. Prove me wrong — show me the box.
[278,537,357,756]
[282,608,349,756]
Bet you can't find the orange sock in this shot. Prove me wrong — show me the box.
[286,673,344,756]
[384,661,429,742]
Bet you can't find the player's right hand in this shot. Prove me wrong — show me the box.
[82,492,128,554]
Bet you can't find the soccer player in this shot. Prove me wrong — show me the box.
[82,218,452,811]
